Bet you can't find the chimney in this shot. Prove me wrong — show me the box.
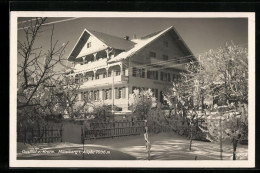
[133,34,137,39]
[124,36,129,40]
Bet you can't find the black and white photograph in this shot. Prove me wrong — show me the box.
[10,12,255,168]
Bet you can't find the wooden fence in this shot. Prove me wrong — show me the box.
[82,120,172,140]
[17,125,63,143]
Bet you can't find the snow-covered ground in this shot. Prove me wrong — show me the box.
[17,132,248,160]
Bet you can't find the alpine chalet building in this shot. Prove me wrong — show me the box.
[67,26,194,115]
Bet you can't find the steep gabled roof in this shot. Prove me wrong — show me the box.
[68,29,135,61]
[68,26,194,62]
[108,26,194,63]
[88,30,136,51]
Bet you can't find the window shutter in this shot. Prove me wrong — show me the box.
[97,90,99,100]
[160,91,164,103]
[102,90,105,100]
[115,88,119,99]
[156,71,158,80]
[89,91,92,101]
[161,72,163,81]
[133,67,136,76]
[122,87,126,98]
[109,89,112,99]
[142,69,145,78]
[92,91,94,101]
[85,91,89,101]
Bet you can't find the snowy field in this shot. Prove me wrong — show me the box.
[17,132,248,160]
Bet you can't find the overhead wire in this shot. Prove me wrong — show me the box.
[18,17,79,31]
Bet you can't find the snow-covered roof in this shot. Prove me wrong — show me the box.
[108,26,174,63]
[68,29,135,61]
[68,26,194,62]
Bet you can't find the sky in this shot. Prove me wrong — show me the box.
[17,17,248,69]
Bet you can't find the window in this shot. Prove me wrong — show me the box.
[75,74,79,84]
[87,42,91,48]
[119,88,122,99]
[149,51,156,58]
[103,89,110,100]
[163,41,168,47]
[147,70,158,80]
[89,91,93,101]
[160,91,164,103]
[94,90,99,100]
[84,91,88,101]
[115,70,121,76]
[160,72,170,81]
[132,67,137,77]
[104,89,112,100]
[133,68,145,78]
[163,55,169,61]
[172,74,176,82]
[80,92,84,100]
[167,73,171,82]
[141,69,145,78]
[116,87,125,99]
[155,89,158,99]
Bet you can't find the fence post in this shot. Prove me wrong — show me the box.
[60,124,63,142]
[32,128,34,143]
[51,126,53,143]
[219,114,223,160]
[24,127,27,143]
[82,122,85,160]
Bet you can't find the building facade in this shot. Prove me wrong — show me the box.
[67,26,194,112]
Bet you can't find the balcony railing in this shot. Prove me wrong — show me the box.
[81,74,128,88]
[74,58,107,72]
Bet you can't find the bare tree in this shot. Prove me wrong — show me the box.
[17,18,88,144]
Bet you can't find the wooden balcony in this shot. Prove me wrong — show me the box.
[74,58,107,72]
[80,74,128,89]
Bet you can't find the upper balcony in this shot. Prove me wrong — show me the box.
[74,58,107,72]
[80,74,128,89]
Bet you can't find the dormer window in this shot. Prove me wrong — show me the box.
[87,42,91,48]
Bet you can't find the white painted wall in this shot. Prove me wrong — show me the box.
[77,35,107,58]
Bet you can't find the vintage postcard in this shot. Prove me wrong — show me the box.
[10,12,255,168]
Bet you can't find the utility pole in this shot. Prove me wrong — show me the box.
[82,122,85,160]
[111,70,115,122]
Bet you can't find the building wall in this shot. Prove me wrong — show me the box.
[126,32,186,103]
[74,31,189,112]
[79,83,130,111]
[76,35,107,59]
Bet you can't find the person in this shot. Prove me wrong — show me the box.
[144,124,151,160]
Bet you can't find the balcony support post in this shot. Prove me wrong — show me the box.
[93,70,96,80]
[106,67,109,77]
[82,56,86,64]
[120,64,123,75]
[93,53,97,62]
